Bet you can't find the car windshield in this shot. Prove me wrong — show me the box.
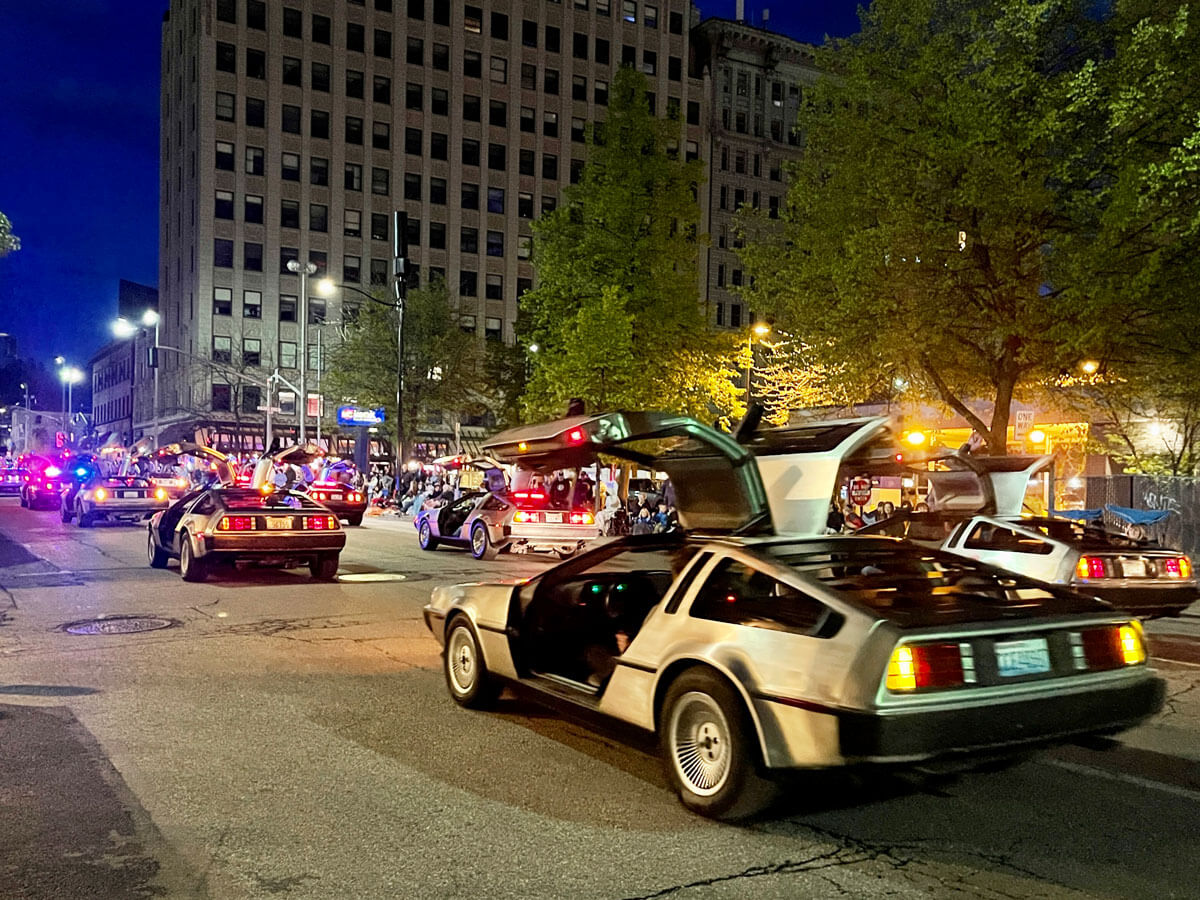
[102,477,152,488]
[764,540,1102,626]
[218,489,316,510]
[1019,518,1150,550]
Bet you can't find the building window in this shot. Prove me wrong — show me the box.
[217,0,236,23]
[216,141,235,170]
[572,75,587,102]
[244,241,263,271]
[309,203,328,232]
[308,298,326,325]
[462,138,480,167]
[596,38,610,65]
[344,209,363,238]
[243,338,262,366]
[212,383,232,411]
[244,290,262,319]
[622,1,636,23]
[518,192,533,218]
[345,163,362,191]
[214,239,234,268]
[374,29,392,58]
[522,19,537,47]
[488,144,506,170]
[595,80,608,105]
[279,341,297,368]
[520,106,535,133]
[485,317,502,340]
[373,121,390,150]
[464,51,481,78]
[431,88,448,116]
[570,159,584,183]
[431,132,448,160]
[461,227,478,254]
[546,26,560,53]
[644,3,658,27]
[343,255,362,283]
[519,148,535,176]
[541,194,557,214]
[490,57,507,83]
[429,222,446,249]
[280,296,297,322]
[283,7,302,38]
[216,42,237,73]
[280,247,298,273]
[246,48,266,79]
[371,213,389,242]
[247,0,266,28]
[346,70,364,98]
[518,236,532,259]
[544,69,559,95]
[370,258,389,285]
[372,167,390,195]
[485,274,503,299]
[312,14,331,43]
[242,385,262,414]
[405,126,422,155]
[212,336,233,364]
[244,194,263,223]
[521,64,537,91]
[461,182,479,209]
[573,32,588,59]
[598,0,611,14]
[430,177,447,204]
[214,287,233,315]
[463,95,481,121]
[491,10,508,39]
[643,51,656,75]
[281,199,300,229]
[487,187,505,213]
[542,153,558,180]
[312,62,330,92]
[460,314,477,333]
[310,156,329,186]
[543,112,559,137]
[373,75,392,104]
[216,91,235,121]
[405,173,422,200]
[459,271,478,296]
[215,190,234,219]
[282,104,301,133]
[432,42,449,70]
[347,22,365,51]
[310,109,329,139]
[464,5,482,32]
[490,99,507,127]
[486,230,504,257]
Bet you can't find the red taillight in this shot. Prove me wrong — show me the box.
[1076,556,1109,580]
[218,516,255,531]
[1079,625,1146,670]
[569,511,594,525]
[513,510,538,523]
[1162,556,1192,579]
[513,490,545,502]
[312,491,325,500]
[886,642,967,691]
[349,492,362,502]
[304,515,337,530]
[566,427,586,444]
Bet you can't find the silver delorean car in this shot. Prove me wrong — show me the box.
[425,412,1164,819]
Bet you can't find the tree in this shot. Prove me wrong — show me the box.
[520,66,740,421]
[321,279,488,455]
[751,339,850,426]
[740,0,1114,453]
[0,212,18,257]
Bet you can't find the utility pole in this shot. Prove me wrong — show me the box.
[392,210,408,490]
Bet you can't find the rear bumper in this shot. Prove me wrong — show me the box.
[836,676,1165,763]
[502,523,598,543]
[81,499,169,517]
[1082,585,1199,616]
[0,483,22,495]
[203,532,346,557]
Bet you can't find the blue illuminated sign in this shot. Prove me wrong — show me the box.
[337,406,386,427]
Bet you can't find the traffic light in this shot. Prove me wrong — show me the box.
[147,346,159,368]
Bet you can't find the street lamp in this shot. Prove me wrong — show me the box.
[288,260,319,444]
[746,322,771,406]
[316,277,404,479]
[113,308,161,447]
[60,366,83,437]
[54,356,67,414]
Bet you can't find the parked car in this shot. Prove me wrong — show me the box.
[426,411,1164,819]
[18,455,65,510]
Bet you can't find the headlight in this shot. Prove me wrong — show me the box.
[95,487,107,501]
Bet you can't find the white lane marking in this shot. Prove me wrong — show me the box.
[1044,758,1200,803]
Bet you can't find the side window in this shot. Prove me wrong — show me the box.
[964,523,1053,555]
[691,558,829,635]
[189,495,217,516]
[664,551,711,614]
[481,495,507,511]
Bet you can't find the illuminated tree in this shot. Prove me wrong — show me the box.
[0,212,19,257]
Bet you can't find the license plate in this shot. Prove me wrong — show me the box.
[1120,558,1147,578]
[995,637,1051,677]
[120,491,139,499]
[544,512,563,523]
[266,517,292,530]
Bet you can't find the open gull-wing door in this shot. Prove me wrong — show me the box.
[155,442,236,486]
[737,417,905,535]
[483,412,771,534]
[252,442,325,489]
[924,454,1054,517]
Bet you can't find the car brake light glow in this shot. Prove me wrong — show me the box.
[218,516,255,531]
[886,642,966,692]
[1119,623,1146,665]
[1080,622,1146,669]
[154,488,167,500]
[513,490,545,502]
[566,427,586,444]
[513,510,538,523]
[44,466,61,477]
[312,491,325,500]
[349,492,362,502]
[304,515,337,530]
[569,511,594,525]
[1162,556,1192,578]
[1075,556,1109,580]
[95,487,107,500]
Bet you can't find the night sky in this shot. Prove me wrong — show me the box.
[0,0,863,375]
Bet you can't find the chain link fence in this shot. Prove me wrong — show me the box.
[1085,474,1198,556]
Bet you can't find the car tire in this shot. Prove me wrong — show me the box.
[179,534,208,583]
[19,494,27,508]
[418,520,439,551]
[346,513,364,527]
[443,615,501,708]
[660,669,776,821]
[147,531,169,569]
[76,503,94,528]
[310,552,339,581]
[469,521,497,561]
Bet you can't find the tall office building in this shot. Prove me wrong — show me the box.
[157,0,816,451]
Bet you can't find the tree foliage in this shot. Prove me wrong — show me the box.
[0,212,19,257]
[740,0,1117,453]
[520,66,740,421]
[321,280,488,454]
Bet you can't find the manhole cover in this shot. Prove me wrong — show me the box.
[60,615,179,636]
[336,572,408,583]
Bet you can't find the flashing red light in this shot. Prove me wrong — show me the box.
[218,516,255,531]
[304,515,337,530]
[894,453,904,463]
[566,428,586,445]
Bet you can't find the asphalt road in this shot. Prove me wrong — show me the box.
[0,501,1198,899]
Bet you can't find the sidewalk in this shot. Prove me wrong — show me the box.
[358,511,416,533]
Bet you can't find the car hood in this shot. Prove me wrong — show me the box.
[483,412,771,534]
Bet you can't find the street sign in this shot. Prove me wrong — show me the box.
[848,475,872,507]
[1014,410,1034,442]
[306,394,322,418]
[337,405,386,427]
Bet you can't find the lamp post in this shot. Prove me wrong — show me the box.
[746,322,770,406]
[316,277,403,481]
[113,308,161,447]
[60,367,83,443]
[287,260,319,445]
[55,356,66,414]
